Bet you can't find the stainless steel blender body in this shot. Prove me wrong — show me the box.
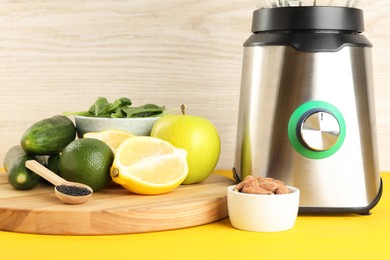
[233,7,382,213]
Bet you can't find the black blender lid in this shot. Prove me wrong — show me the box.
[252,6,365,32]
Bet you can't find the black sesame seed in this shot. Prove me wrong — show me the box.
[56,185,92,196]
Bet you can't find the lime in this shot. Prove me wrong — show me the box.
[60,138,114,192]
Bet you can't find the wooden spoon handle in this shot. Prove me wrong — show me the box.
[25,160,64,186]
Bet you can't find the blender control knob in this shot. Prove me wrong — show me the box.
[300,111,340,151]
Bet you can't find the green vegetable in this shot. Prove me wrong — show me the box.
[21,115,77,155]
[122,104,167,118]
[64,97,165,118]
[47,154,61,175]
[3,146,41,190]
[3,145,26,173]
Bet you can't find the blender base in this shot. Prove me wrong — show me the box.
[298,178,383,215]
[231,168,383,215]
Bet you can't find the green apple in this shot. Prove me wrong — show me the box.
[151,105,221,184]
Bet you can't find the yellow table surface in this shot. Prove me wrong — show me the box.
[1,169,389,259]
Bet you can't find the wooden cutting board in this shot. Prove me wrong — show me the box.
[0,173,234,235]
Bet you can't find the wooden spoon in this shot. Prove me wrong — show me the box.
[25,160,93,204]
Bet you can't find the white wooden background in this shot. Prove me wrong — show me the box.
[1,0,389,171]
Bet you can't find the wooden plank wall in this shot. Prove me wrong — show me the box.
[1,0,389,171]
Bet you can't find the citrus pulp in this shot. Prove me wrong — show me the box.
[110,136,188,195]
[83,129,134,153]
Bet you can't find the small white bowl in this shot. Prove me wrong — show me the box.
[227,185,300,232]
[74,115,160,138]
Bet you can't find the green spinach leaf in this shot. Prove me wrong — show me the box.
[122,104,165,118]
[88,97,111,117]
[64,97,165,118]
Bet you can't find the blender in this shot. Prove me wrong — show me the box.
[233,0,382,214]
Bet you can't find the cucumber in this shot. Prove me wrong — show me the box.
[47,154,61,175]
[21,115,76,155]
[3,145,25,172]
[3,145,41,190]
[37,154,61,185]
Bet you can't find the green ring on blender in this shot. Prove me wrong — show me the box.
[288,100,346,159]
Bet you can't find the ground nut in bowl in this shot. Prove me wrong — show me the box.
[227,176,300,232]
[74,115,160,137]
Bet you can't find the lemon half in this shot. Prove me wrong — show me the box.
[83,129,135,153]
[110,136,188,195]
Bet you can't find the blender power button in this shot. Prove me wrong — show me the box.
[288,100,346,159]
[300,111,340,151]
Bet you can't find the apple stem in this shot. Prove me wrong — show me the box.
[181,104,186,115]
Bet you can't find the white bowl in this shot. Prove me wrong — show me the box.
[74,115,160,138]
[227,185,300,232]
